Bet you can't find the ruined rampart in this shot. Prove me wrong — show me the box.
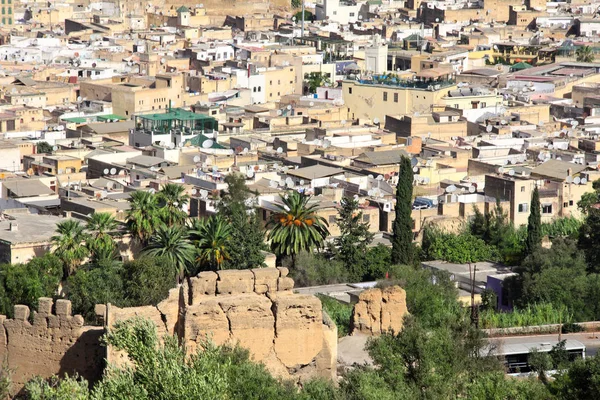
[104,267,337,381]
[352,286,409,335]
[2,268,337,394]
[0,298,104,394]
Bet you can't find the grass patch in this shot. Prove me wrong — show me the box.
[480,303,573,329]
[316,294,353,337]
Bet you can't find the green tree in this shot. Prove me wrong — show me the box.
[422,229,494,264]
[157,183,189,227]
[550,354,600,399]
[331,197,374,282]
[36,141,53,154]
[579,207,600,272]
[576,45,595,63]
[288,251,348,287]
[85,213,120,264]
[391,157,415,266]
[267,191,329,261]
[469,205,488,238]
[465,371,549,399]
[217,174,267,270]
[126,190,162,244]
[122,257,176,306]
[0,254,62,317]
[362,244,392,281]
[51,219,90,278]
[525,186,542,255]
[67,261,126,323]
[304,72,331,94]
[143,225,195,282]
[192,215,233,270]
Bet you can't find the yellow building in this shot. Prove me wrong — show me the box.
[342,72,457,122]
[263,66,297,102]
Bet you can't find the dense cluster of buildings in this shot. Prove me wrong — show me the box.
[0,0,598,269]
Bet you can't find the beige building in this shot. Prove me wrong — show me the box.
[343,78,457,122]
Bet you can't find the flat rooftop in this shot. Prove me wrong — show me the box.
[0,211,63,244]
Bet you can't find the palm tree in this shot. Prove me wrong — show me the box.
[576,46,595,63]
[158,183,190,226]
[191,215,232,270]
[86,212,120,262]
[143,225,195,282]
[51,219,89,278]
[266,191,329,260]
[126,190,162,244]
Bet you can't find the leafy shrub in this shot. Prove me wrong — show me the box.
[288,252,348,288]
[561,322,584,334]
[541,217,582,239]
[316,294,353,337]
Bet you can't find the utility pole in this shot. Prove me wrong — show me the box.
[469,262,478,328]
[301,0,305,41]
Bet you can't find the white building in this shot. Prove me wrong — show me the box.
[315,0,368,25]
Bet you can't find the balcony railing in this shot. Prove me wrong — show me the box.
[355,77,455,90]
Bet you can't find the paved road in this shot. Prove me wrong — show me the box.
[489,332,600,357]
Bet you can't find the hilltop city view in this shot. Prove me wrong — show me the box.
[0,0,599,398]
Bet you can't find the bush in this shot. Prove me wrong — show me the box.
[561,322,584,334]
[288,252,348,288]
[316,294,353,337]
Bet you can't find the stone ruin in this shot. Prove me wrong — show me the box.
[100,267,337,382]
[0,267,337,395]
[351,286,409,335]
[0,298,104,395]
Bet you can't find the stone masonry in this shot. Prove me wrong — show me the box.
[103,267,337,382]
[0,298,104,396]
[0,268,337,395]
[352,286,409,335]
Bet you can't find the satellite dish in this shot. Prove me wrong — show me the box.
[200,189,209,198]
[193,155,201,163]
[277,147,284,153]
[179,142,184,148]
[202,139,214,148]
[501,119,507,125]
[413,167,419,172]
[212,165,218,172]
[446,185,457,193]
[269,180,278,188]
[373,117,380,125]
[508,169,515,176]
[486,125,493,133]
[376,175,384,181]
[309,101,314,106]
[353,194,360,201]
[52,145,58,151]
[103,168,109,174]
[498,167,505,174]
[367,189,374,196]
[368,174,374,179]
[246,170,254,178]
[243,148,249,153]
[299,179,305,185]
[538,153,545,161]
[582,178,588,184]
[101,190,108,199]
[169,142,175,149]
[341,119,347,124]
[287,105,292,110]
[77,96,82,102]
[469,186,476,193]
[566,176,573,183]
[191,188,197,195]
[574,176,581,184]
[277,110,282,116]
[149,188,156,194]
[571,120,579,127]
[110,168,117,175]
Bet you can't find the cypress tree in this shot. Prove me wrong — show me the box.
[525,186,542,254]
[391,156,415,265]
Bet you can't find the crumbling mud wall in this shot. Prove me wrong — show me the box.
[1,268,337,394]
[0,298,104,395]
[352,286,409,335]
[104,267,337,382]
